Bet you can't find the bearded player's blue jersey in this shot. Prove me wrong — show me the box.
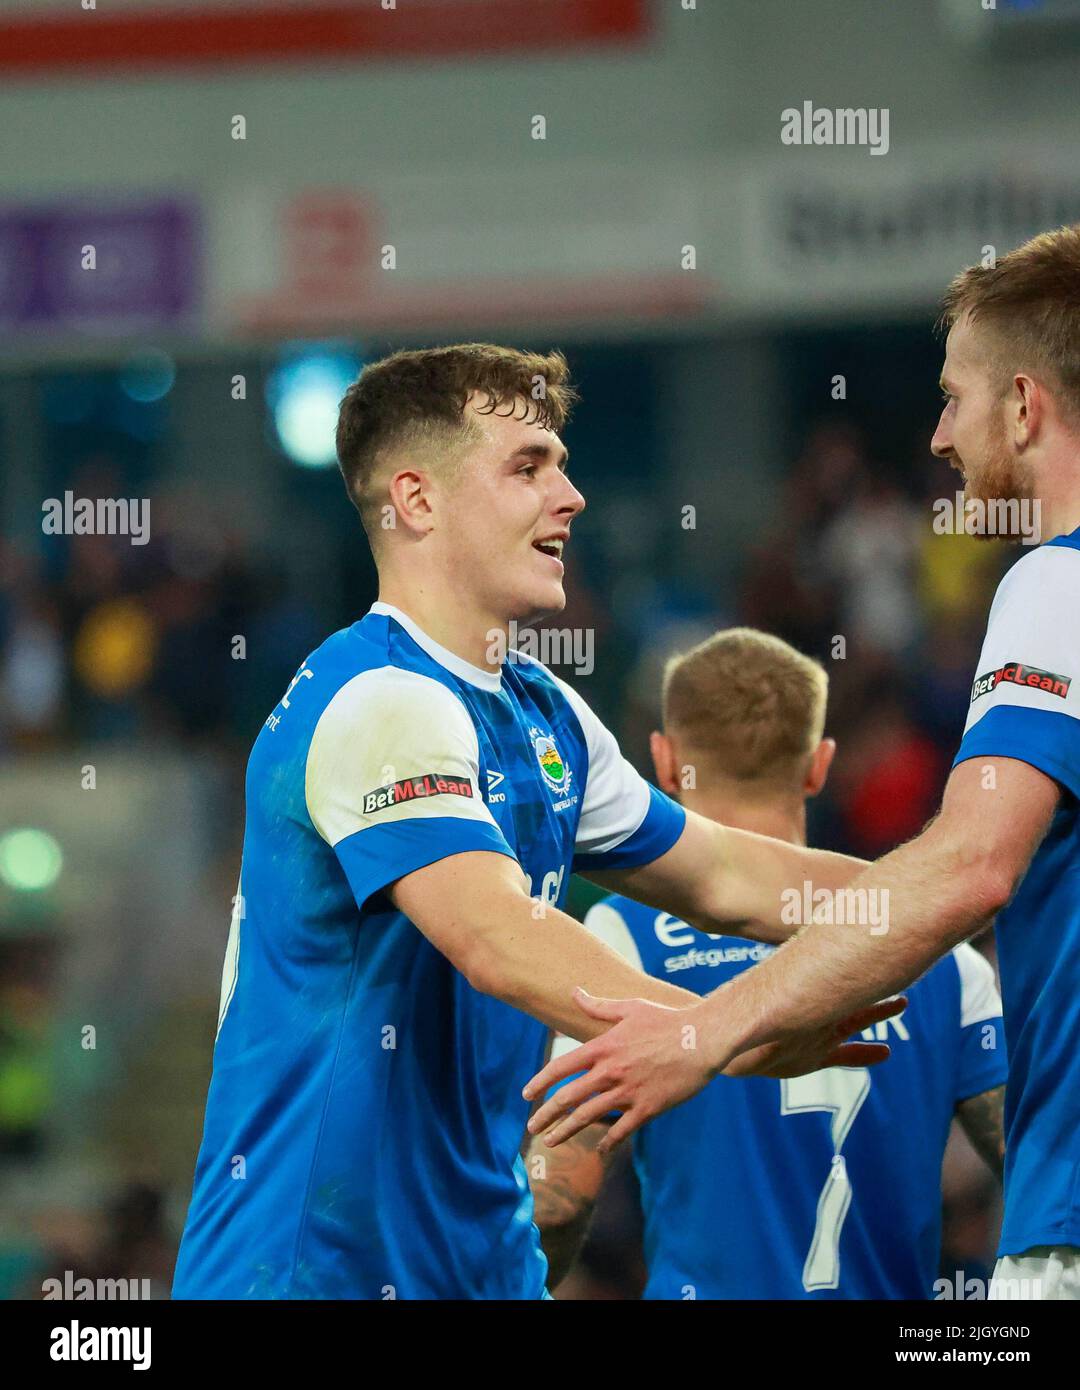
[171,602,684,1300]
[952,528,1080,1257]
[559,897,1006,1300]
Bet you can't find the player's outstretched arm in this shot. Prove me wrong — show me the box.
[582,807,869,944]
[689,756,1058,1054]
[526,1121,612,1289]
[389,850,699,1039]
[527,756,1058,1151]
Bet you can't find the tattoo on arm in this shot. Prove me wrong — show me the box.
[956,1084,1006,1184]
[527,1123,612,1289]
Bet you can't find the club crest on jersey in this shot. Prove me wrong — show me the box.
[530,728,572,795]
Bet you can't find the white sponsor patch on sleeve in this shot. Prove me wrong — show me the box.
[964,546,1080,735]
[305,666,499,847]
[952,943,1003,1029]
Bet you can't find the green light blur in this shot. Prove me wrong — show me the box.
[0,828,63,892]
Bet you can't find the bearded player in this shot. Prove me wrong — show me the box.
[528,226,1080,1301]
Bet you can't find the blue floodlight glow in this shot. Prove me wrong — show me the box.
[119,350,176,404]
[266,349,362,469]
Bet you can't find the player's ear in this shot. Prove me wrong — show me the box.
[1012,372,1039,449]
[650,731,680,795]
[804,737,836,799]
[387,467,435,537]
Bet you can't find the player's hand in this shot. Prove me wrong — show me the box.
[524,990,705,1154]
[719,995,907,1079]
[523,989,907,1154]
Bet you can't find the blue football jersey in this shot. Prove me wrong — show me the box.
[952,528,1080,1257]
[171,602,684,1299]
[558,896,1006,1300]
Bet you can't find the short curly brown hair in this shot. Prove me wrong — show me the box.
[335,343,578,544]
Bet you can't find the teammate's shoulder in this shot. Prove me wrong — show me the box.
[587,892,651,929]
[319,663,470,732]
[947,942,1002,1025]
[586,894,693,946]
[995,534,1080,602]
[582,895,655,966]
[902,944,1002,1036]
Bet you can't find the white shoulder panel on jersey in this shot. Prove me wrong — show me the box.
[580,901,646,970]
[964,545,1080,736]
[305,666,498,847]
[540,666,653,856]
[549,901,644,1062]
[951,942,1003,1029]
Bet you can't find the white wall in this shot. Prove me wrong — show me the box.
[2,0,1078,341]
[4,0,1078,191]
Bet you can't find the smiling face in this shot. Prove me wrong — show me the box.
[931,314,1034,510]
[433,393,585,625]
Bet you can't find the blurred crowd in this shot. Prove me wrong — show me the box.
[0,405,1014,1299]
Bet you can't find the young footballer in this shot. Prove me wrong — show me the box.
[172,345,896,1300]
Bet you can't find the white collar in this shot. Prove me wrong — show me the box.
[370,602,503,692]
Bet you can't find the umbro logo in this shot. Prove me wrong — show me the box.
[486,769,507,804]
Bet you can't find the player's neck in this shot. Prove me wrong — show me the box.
[1038,488,1080,545]
[1032,441,1080,542]
[375,582,507,673]
[685,796,807,848]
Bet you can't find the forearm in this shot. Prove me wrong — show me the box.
[591,811,868,944]
[695,824,1005,1070]
[693,827,869,943]
[469,897,696,1038]
[956,1085,1006,1184]
[392,853,697,1039]
[527,1124,609,1287]
[537,1213,590,1291]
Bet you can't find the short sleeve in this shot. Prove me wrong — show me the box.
[547,674,686,871]
[951,944,1008,1104]
[953,544,1080,801]
[305,666,516,909]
